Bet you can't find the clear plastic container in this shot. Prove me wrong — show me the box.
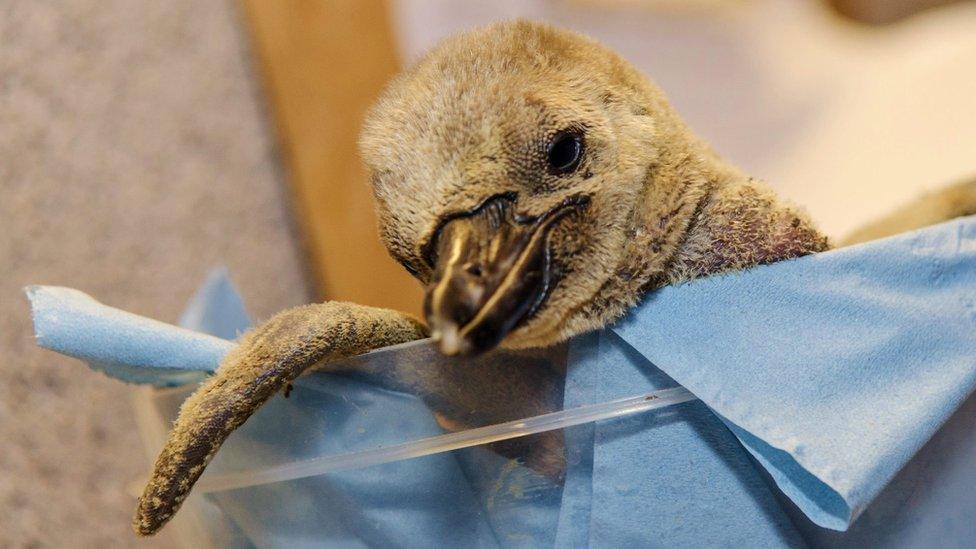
[131,338,696,548]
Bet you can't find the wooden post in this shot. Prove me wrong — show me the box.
[240,0,424,315]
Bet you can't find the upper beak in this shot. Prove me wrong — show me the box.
[423,194,589,355]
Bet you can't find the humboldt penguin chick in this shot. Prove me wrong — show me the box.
[360,21,828,352]
[134,21,829,535]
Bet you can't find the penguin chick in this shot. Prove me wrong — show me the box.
[359,20,829,352]
[134,20,828,535]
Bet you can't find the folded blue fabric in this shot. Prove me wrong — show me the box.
[25,217,976,546]
[177,266,253,341]
[611,216,976,530]
[557,331,806,547]
[26,282,232,387]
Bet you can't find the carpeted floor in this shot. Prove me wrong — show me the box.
[0,1,311,545]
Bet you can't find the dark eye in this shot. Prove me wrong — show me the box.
[546,130,584,175]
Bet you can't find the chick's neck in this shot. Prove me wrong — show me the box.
[663,174,831,286]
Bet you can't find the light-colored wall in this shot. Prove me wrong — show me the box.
[391,0,976,239]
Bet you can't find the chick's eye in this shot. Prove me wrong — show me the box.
[546,130,584,175]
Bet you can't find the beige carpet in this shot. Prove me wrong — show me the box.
[0,1,311,545]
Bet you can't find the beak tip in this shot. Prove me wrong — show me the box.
[431,322,468,356]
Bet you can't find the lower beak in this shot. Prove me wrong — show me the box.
[424,195,588,355]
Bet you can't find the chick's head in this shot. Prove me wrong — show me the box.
[361,21,699,353]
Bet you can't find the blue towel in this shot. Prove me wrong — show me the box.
[557,331,806,546]
[610,216,976,530]
[26,284,230,387]
[25,217,976,546]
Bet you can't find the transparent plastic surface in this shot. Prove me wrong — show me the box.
[148,341,568,476]
[140,339,693,491]
[204,433,581,547]
[134,338,701,547]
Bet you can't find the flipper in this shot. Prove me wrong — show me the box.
[133,302,427,536]
[844,177,976,245]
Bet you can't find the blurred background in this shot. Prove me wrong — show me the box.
[2,0,975,546]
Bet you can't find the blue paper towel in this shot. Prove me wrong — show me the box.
[556,331,806,546]
[24,216,976,545]
[178,267,253,341]
[27,284,231,386]
[611,216,976,530]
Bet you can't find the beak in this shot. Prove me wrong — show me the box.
[424,194,589,355]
